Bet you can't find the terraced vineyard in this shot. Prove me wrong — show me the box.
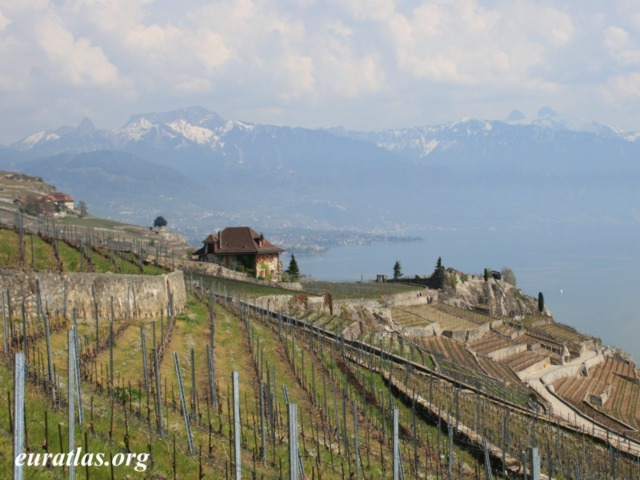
[533,322,592,344]
[391,306,435,328]
[432,303,493,326]
[502,350,549,374]
[393,304,478,331]
[232,292,640,479]
[0,227,166,275]
[469,332,514,356]
[2,281,499,479]
[554,356,640,433]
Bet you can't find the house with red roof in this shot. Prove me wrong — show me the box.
[193,226,284,281]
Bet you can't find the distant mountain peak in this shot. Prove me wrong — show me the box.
[77,117,96,135]
[536,106,557,118]
[505,109,526,122]
[125,106,226,128]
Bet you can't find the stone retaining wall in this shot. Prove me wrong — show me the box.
[0,268,186,320]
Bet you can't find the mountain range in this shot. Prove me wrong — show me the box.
[1,106,638,246]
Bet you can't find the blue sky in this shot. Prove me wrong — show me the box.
[1,0,639,143]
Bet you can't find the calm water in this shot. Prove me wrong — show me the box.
[293,224,640,362]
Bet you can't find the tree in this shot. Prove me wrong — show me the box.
[153,216,168,228]
[433,257,445,288]
[483,268,489,282]
[538,292,545,313]
[393,260,403,280]
[78,200,88,218]
[500,267,517,287]
[286,254,300,280]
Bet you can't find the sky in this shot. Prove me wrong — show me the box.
[1,0,640,144]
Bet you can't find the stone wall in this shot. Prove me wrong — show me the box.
[487,343,527,361]
[0,268,186,320]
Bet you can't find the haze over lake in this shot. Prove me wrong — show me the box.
[295,223,640,363]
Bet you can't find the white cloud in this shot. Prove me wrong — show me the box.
[0,10,11,31]
[36,17,120,86]
[175,77,213,92]
[1,0,640,141]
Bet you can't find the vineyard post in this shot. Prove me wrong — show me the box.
[502,412,508,478]
[259,379,267,466]
[342,391,349,462]
[68,329,76,480]
[412,393,418,472]
[141,328,149,392]
[153,348,163,435]
[13,352,25,480]
[109,321,114,398]
[44,314,56,404]
[7,287,13,347]
[173,351,195,454]
[353,399,361,480]
[35,279,41,326]
[393,406,400,480]
[531,447,541,480]
[191,348,197,421]
[2,293,7,353]
[30,233,34,270]
[271,365,277,445]
[454,387,459,431]
[233,371,241,480]
[483,436,492,480]
[63,280,68,320]
[72,312,84,426]
[92,286,98,354]
[21,302,27,365]
[288,402,299,480]
[207,345,217,411]
[448,423,453,480]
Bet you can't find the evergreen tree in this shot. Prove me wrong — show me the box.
[538,292,545,313]
[433,257,445,288]
[286,254,300,280]
[153,216,168,228]
[393,260,403,280]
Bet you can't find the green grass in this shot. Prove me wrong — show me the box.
[198,275,289,298]
[0,229,20,266]
[25,234,58,270]
[301,280,422,300]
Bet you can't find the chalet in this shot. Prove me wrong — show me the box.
[13,190,75,216]
[194,227,284,281]
[46,192,75,210]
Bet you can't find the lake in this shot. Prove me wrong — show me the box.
[293,223,640,363]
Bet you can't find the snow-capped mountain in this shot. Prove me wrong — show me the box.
[3,105,640,236]
[12,105,639,165]
[333,106,639,163]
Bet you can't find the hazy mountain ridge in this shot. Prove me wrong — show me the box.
[3,106,639,244]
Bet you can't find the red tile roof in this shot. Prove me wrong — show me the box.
[203,227,284,255]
